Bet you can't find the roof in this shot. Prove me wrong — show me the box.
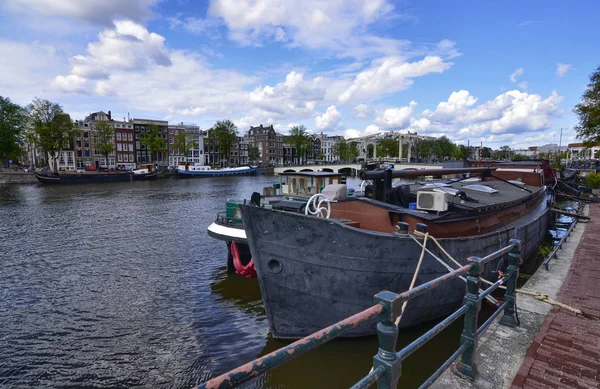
[278,171,345,177]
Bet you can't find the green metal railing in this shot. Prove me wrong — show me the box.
[195,238,522,389]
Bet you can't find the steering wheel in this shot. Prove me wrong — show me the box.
[305,194,331,219]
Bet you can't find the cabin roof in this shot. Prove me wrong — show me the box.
[278,171,345,177]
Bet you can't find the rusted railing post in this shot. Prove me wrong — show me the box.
[500,239,521,327]
[373,291,402,389]
[456,258,481,381]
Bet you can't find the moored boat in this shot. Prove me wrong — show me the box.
[132,165,159,180]
[177,163,256,177]
[34,171,133,184]
[240,167,552,338]
[207,171,348,276]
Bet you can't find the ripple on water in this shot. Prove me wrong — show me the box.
[0,177,285,388]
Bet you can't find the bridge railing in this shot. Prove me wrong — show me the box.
[195,239,522,389]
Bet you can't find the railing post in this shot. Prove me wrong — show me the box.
[373,291,402,389]
[500,239,521,327]
[456,258,481,381]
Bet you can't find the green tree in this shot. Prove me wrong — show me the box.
[433,136,456,159]
[95,121,114,169]
[499,145,512,160]
[28,98,74,172]
[141,124,166,165]
[211,120,238,166]
[367,143,375,159]
[288,125,310,164]
[248,146,260,165]
[173,130,198,162]
[0,96,25,166]
[332,140,359,162]
[574,65,600,144]
[454,145,470,160]
[376,138,399,158]
[512,153,529,161]
[482,147,492,159]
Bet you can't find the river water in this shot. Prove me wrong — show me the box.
[0,176,553,389]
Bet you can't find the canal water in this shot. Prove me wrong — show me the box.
[0,176,557,389]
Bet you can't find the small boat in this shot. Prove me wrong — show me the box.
[177,163,256,177]
[34,170,133,184]
[240,167,552,338]
[207,171,348,276]
[132,165,159,180]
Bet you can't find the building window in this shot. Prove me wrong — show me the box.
[128,133,133,141]
[116,133,122,141]
[128,144,133,152]
[117,143,122,151]
[118,154,123,162]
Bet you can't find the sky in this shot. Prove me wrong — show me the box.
[0,0,598,150]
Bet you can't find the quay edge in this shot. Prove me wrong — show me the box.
[430,204,591,389]
[0,171,37,185]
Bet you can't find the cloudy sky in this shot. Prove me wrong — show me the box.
[1,0,597,149]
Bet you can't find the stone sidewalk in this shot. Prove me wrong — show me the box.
[511,204,600,389]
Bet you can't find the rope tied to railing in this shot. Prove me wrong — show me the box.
[412,230,600,321]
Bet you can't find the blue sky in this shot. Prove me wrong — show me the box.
[0,0,598,149]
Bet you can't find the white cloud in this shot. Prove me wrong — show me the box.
[248,71,324,118]
[51,22,257,118]
[205,0,426,59]
[375,101,417,129]
[315,105,341,131]
[353,103,370,119]
[0,40,67,104]
[405,89,563,142]
[339,56,452,103]
[6,0,159,25]
[556,63,572,77]
[518,81,528,91]
[509,67,524,83]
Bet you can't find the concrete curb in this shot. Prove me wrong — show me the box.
[429,204,590,389]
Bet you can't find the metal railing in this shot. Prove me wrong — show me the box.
[543,203,584,270]
[195,239,522,389]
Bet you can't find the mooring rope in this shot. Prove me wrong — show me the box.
[411,230,599,321]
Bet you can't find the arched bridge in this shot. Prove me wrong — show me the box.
[273,162,441,176]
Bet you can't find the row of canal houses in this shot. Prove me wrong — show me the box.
[37,110,346,171]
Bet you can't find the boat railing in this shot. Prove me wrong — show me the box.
[195,238,522,389]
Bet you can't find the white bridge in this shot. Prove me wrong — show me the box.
[273,162,441,176]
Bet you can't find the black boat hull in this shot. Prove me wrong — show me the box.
[34,172,133,184]
[240,196,551,339]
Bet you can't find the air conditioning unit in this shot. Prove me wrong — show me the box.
[416,191,448,212]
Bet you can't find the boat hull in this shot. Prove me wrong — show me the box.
[132,171,159,180]
[240,196,551,339]
[177,167,256,177]
[34,172,133,184]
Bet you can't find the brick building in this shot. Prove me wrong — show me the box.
[244,124,283,166]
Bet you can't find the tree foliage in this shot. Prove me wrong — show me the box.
[574,65,600,144]
[95,121,114,168]
[0,96,25,165]
[288,125,311,164]
[376,138,399,158]
[248,146,260,165]
[454,145,470,160]
[210,120,238,166]
[333,140,359,162]
[433,136,457,159]
[173,130,197,160]
[28,98,74,172]
[141,124,166,164]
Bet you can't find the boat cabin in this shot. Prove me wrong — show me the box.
[178,162,211,172]
[277,171,345,197]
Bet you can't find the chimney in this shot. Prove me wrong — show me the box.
[108,110,112,120]
[260,124,263,128]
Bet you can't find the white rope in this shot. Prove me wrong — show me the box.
[395,232,429,326]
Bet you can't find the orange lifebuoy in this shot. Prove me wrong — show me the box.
[230,241,257,279]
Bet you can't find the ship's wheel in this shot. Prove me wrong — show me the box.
[305,194,331,219]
